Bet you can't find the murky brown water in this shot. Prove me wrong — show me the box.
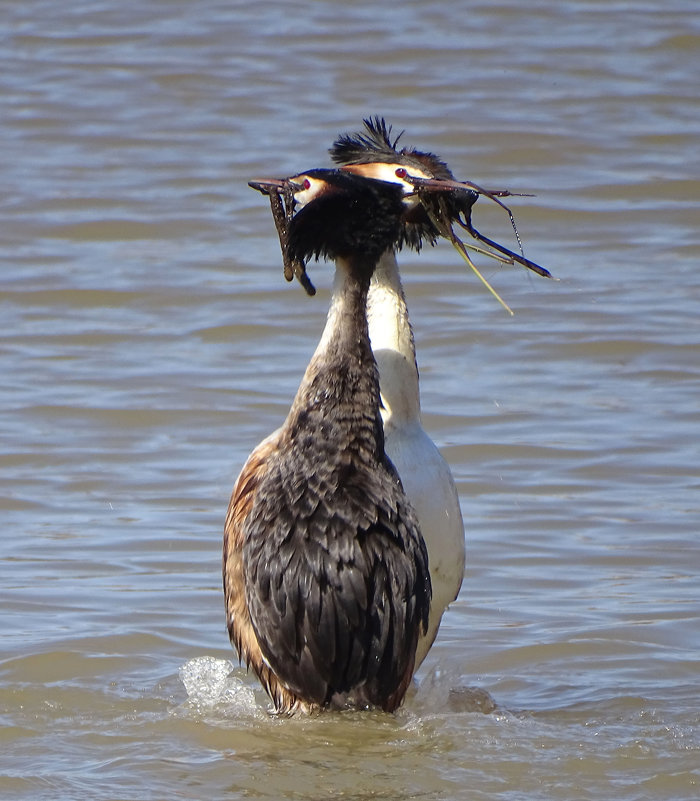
[1,1,698,799]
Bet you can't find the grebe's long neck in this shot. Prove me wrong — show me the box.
[367,250,420,427]
[287,260,384,457]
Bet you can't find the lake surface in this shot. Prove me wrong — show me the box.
[1,1,698,799]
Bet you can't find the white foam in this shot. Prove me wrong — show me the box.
[178,656,257,714]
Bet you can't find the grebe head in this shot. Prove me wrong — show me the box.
[330,117,552,281]
[329,116,478,252]
[250,169,408,278]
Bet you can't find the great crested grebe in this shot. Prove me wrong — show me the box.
[224,169,433,714]
[329,118,471,668]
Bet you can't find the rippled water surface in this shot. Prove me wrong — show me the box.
[1,1,699,799]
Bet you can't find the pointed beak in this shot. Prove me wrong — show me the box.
[248,177,289,195]
[403,175,466,193]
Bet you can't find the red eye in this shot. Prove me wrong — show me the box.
[395,168,407,179]
[302,178,311,189]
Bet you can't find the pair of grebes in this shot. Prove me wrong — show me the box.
[223,118,551,714]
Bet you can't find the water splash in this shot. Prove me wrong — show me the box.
[178,656,258,715]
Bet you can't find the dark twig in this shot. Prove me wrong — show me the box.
[258,183,316,296]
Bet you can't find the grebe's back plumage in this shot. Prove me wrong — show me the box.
[224,170,431,713]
